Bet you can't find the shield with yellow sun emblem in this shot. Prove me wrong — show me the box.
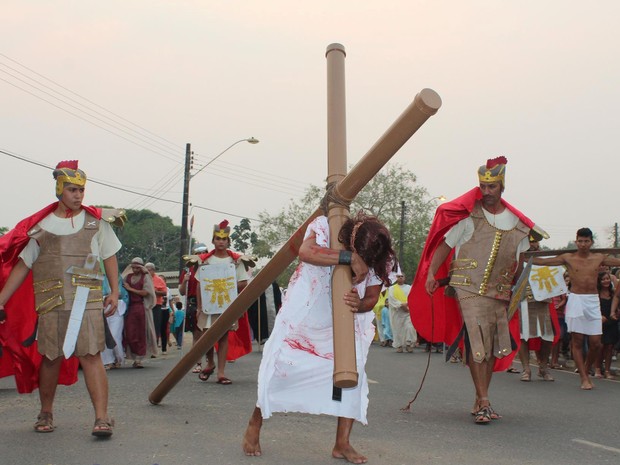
[196,262,238,314]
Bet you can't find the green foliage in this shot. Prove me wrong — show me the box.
[0,226,8,235]
[230,218,257,254]
[256,164,435,284]
[113,209,183,271]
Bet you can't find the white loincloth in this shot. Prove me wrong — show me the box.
[565,293,602,336]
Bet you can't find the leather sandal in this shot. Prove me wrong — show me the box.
[487,405,502,420]
[92,417,114,437]
[34,412,54,433]
[198,366,215,381]
[520,370,531,382]
[474,406,491,424]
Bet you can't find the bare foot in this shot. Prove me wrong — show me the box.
[242,424,262,456]
[332,445,368,464]
[580,380,594,390]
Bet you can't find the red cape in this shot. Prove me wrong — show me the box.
[408,188,535,372]
[201,249,252,361]
[0,203,102,393]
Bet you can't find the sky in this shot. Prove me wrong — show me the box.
[2,1,620,252]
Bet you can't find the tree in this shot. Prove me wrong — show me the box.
[229,218,273,258]
[113,209,184,271]
[256,164,434,286]
[0,226,8,236]
[230,218,257,254]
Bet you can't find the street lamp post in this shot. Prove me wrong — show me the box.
[428,195,447,204]
[178,137,259,271]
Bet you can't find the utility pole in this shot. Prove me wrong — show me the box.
[179,143,192,272]
[615,222,618,248]
[399,200,406,270]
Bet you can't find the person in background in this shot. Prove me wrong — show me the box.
[145,262,166,354]
[388,273,415,353]
[533,228,620,389]
[179,243,209,373]
[598,271,618,379]
[102,271,129,370]
[194,220,250,384]
[123,257,157,369]
[172,300,185,349]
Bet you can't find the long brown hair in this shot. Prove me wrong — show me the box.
[338,212,394,284]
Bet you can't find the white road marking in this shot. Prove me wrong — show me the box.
[572,439,620,454]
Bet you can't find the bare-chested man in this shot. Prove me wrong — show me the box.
[533,227,620,390]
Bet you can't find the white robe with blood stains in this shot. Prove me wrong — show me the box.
[256,216,380,424]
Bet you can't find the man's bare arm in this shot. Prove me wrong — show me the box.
[103,255,119,317]
[602,256,620,267]
[425,240,452,295]
[298,233,368,284]
[0,259,31,322]
[532,255,567,266]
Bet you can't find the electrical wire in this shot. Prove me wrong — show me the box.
[0,53,183,155]
[0,148,263,222]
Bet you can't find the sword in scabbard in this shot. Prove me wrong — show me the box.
[63,254,103,358]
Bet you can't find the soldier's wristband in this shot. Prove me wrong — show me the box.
[338,250,352,265]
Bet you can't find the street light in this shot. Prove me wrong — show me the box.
[179,137,259,271]
[191,137,259,179]
[426,195,446,204]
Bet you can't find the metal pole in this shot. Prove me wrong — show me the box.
[179,143,191,272]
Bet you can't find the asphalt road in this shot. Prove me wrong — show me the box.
[0,340,619,465]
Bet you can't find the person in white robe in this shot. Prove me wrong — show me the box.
[387,273,415,353]
[102,274,128,369]
[243,213,394,464]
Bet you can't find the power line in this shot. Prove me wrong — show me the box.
[0,54,314,200]
[0,72,183,164]
[0,53,183,154]
[193,156,310,194]
[0,77,183,164]
[0,148,263,222]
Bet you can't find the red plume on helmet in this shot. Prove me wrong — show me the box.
[55,160,79,170]
[486,156,507,169]
[218,220,229,230]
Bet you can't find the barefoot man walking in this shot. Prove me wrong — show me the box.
[242,213,394,463]
[532,227,620,390]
